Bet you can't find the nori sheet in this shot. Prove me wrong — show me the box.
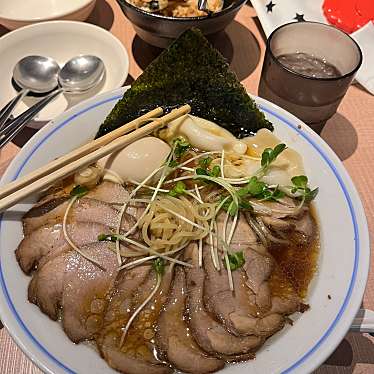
[96,28,273,139]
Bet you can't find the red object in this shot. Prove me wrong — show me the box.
[323,0,373,34]
[356,0,374,19]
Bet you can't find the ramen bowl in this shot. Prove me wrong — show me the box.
[0,87,369,374]
[0,0,96,30]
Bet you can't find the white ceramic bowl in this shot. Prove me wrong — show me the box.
[0,21,129,129]
[0,0,96,30]
[0,88,370,374]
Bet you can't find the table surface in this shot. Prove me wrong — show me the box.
[0,0,373,373]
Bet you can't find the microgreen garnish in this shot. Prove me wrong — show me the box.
[226,251,245,270]
[198,157,212,169]
[70,185,89,198]
[174,137,190,158]
[168,138,191,167]
[168,181,186,197]
[153,257,165,275]
[221,176,286,216]
[196,167,208,176]
[236,177,285,202]
[168,159,178,167]
[196,165,221,178]
[259,188,285,201]
[98,233,120,242]
[210,165,221,178]
[261,144,287,168]
[237,177,265,197]
[291,175,308,190]
[221,196,250,216]
[220,198,238,216]
[291,175,319,202]
[254,143,287,177]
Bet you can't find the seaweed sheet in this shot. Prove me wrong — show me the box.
[96,28,273,139]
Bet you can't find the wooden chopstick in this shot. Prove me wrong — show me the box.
[0,107,164,200]
[0,104,191,213]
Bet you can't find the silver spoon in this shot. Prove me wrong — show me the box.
[58,55,105,94]
[0,55,60,130]
[197,0,209,12]
[0,55,105,149]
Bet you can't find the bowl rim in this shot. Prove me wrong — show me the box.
[0,87,370,374]
[0,0,96,22]
[117,0,246,21]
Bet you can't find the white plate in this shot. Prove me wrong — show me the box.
[0,87,370,374]
[0,0,96,30]
[0,21,129,129]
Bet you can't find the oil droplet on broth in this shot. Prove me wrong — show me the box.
[121,294,164,361]
[144,328,155,340]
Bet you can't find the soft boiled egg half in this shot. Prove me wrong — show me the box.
[98,137,171,184]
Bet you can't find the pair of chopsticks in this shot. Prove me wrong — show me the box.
[0,104,191,213]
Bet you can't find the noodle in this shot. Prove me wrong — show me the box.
[138,195,214,254]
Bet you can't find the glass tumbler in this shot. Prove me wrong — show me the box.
[258,22,362,134]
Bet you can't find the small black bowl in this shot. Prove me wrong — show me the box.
[117,0,247,48]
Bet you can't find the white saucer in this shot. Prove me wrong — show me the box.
[0,21,129,129]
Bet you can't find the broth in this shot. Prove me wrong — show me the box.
[268,208,319,299]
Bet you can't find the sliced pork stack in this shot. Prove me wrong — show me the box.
[29,242,119,342]
[97,266,174,374]
[16,180,313,374]
[156,267,224,373]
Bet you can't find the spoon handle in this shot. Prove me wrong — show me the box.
[0,89,29,132]
[0,89,62,149]
[350,308,374,334]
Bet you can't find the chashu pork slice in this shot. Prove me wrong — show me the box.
[16,222,108,274]
[217,212,267,255]
[203,246,284,338]
[229,214,307,317]
[156,267,224,373]
[97,266,173,374]
[23,195,69,234]
[242,247,274,312]
[223,213,308,320]
[18,205,136,275]
[22,182,130,235]
[234,215,309,316]
[23,197,121,236]
[98,265,152,342]
[84,181,130,205]
[37,181,129,207]
[184,243,264,362]
[240,243,308,322]
[217,213,273,311]
[261,210,316,245]
[29,242,118,342]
